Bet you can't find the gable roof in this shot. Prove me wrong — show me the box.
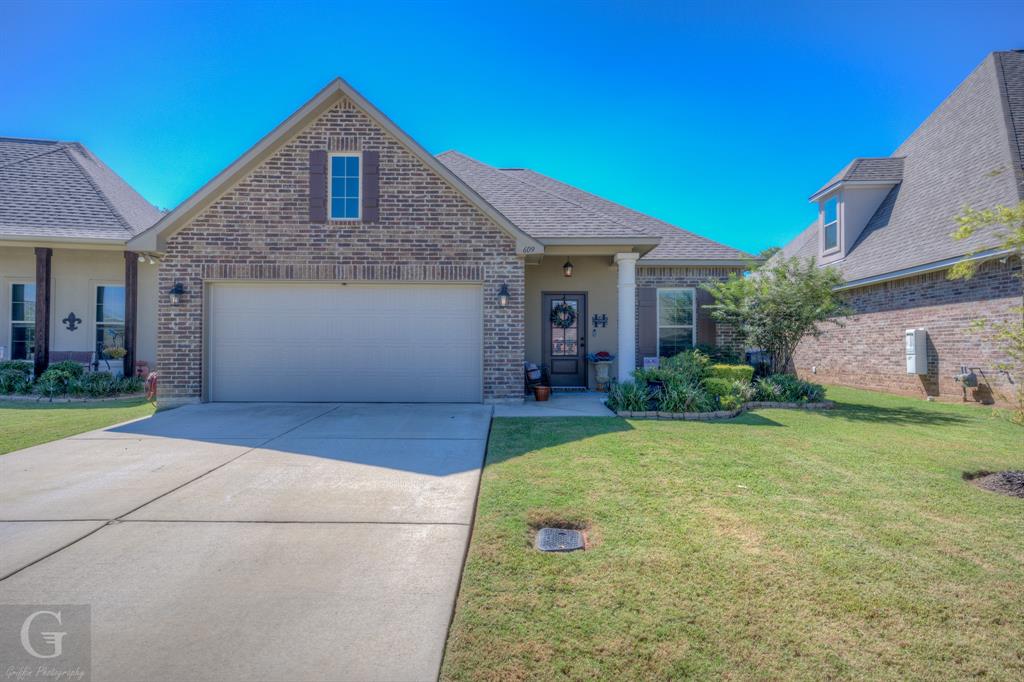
[127,79,542,254]
[0,137,161,243]
[777,50,1024,286]
[809,157,905,200]
[438,151,754,263]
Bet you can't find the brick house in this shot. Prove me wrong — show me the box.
[124,78,752,406]
[776,50,1024,405]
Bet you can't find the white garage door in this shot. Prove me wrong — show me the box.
[208,283,483,402]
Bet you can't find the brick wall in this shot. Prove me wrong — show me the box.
[635,265,745,361]
[158,96,524,403]
[793,257,1022,405]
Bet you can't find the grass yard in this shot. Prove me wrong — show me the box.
[0,399,155,455]
[442,386,1024,681]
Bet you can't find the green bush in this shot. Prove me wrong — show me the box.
[703,377,734,399]
[754,374,825,402]
[0,360,33,376]
[72,372,117,397]
[658,382,715,413]
[0,368,31,394]
[708,364,754,383]
[116,375,144,394]
[607,381,651,412]
[49,360,86,379]
[34,367,76,398]
[658,350,711,386]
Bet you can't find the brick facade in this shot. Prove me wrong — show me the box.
[158,97,524,404]
[793,258,1022,405]
[635,265,745,362]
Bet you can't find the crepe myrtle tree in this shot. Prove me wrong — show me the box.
[701,256,847,375]
[948,201,1024,422]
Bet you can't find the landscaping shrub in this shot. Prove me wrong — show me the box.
[0,361,33,394]
[73,372,118,397]
[49,360,86,379]
[707,363,755,383]
[754,374,825,402]
[658,382,715,413]
[607,381,651,412]
[34,367,77,398]
[703,377,755,411]
[703,377,734,400]
[116,375,144,394]
[659,349,711,386]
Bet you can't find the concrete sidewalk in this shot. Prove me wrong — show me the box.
[494,391,615,417]
[0,402,491,682]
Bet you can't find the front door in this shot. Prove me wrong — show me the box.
[542,292,587,387]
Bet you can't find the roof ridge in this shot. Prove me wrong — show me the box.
[494,166,656,238]
[993,51,1024,201]
[60,145,134,234]
[0,142,67,170]
[507,166,725,243]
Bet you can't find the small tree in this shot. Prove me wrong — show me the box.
[702,256,847,375]
[948,201,1024,422]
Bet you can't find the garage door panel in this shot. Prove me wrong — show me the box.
[209,284,482,402]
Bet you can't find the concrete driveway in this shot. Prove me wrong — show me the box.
[0,402,492,682]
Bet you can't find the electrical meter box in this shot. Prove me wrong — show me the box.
[905,328,927,375]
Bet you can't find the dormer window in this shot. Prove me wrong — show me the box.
[822,197,839,254]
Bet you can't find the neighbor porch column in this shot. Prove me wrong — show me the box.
[123,251,138,378]
[614,252,639,383]
[33,247,52,377]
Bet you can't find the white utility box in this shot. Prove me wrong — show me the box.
[905,328,927,375]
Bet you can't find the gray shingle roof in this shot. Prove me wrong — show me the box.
[0,137,161,242]
[437,151,753,262]
[777,50,1024,284]
[811,157,905,199]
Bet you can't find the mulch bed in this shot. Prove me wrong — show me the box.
[965,471,1024,499]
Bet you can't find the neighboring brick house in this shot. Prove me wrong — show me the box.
[127,78,752,405]
[0,138,161,377]
[775,50,1024,405]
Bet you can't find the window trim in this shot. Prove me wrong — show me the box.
[327,152,363,221]
[656,287,696,357]
[8,281,35,361]
[93,282,127,363]
[822,196,840,255]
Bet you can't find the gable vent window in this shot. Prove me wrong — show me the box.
[329,153,361,220]
[823,197,839,253]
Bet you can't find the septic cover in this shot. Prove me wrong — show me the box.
[536,527,584,552]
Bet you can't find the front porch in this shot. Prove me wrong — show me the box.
[0,245,158,376]
[494,390,615,417]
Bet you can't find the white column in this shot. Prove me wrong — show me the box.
[614,252,639,383]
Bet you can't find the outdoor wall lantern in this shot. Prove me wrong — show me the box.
[563,259,574,277]
[497,283,510,308]
[168,282,186,306]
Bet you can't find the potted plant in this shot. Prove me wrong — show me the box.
[586,351,616,392]
[534,385,551,401]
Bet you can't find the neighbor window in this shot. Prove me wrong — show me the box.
[95,285,126,360]
[9,283,35,361]
[329,153,361,220]
[657,288,695,358]
[823,197,839,253]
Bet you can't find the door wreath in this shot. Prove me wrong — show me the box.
[550,302,577,329]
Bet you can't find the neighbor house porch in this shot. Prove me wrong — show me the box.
[0,244,158,376]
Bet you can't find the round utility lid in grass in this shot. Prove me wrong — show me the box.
[536,527,585,552]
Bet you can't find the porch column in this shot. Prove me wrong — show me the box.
[123,251,138,377]
[33,247,52,377]
[614,252,639,383]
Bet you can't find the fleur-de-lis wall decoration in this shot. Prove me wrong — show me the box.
[62,312,82,331]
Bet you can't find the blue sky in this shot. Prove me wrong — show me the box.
[2,1,1022,255]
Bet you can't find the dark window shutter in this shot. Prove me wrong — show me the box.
[637,287,657,363]
[696,287,717,346]
[362,150,379,222]
[309,150,327,223]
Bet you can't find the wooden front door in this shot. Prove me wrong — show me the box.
[542,292,587,387]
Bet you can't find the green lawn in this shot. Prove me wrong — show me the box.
[0,399,156,454]
[442,386,1024,681]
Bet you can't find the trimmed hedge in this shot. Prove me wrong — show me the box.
[708,364,755,383]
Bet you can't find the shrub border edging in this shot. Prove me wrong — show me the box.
[615,400,835,420]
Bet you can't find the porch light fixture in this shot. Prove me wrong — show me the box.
[137,254,145,263]
[497,283,510,308]
[168,282,185,306]
[563,259,574,277]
